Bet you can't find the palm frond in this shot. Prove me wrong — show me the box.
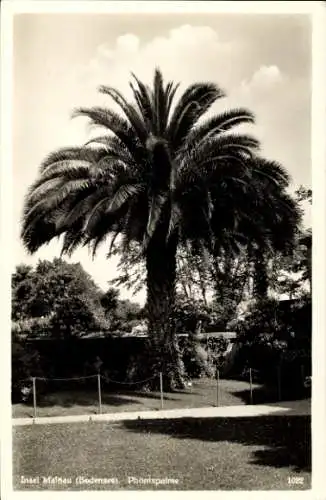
[40,147,99,174]
[176,133,259,187]
[198,133,260,156]
[152,68,166,136]
[252,157,291,189]
[187,108,255,146]
[107,230,121,258]
[165,81,180,125]
[107,183,144,213]
[84,135,135,163]
[73,107,144,163]
[168,82,225,150]
[28,178,66,203]
[130,72,153,125]
[144,192,167,247]
[83,197,113,234]
[167,201,181,241]
[22,179,93,244]
[86,217,123,258]
[60,222,87,257]
[98,86,148,143]
[54,186,113,232]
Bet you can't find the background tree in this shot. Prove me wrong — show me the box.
[295,186,312,204]
[111,297,143,333]
[294,185,312,294]
[173,293,211,334]
[100,287,119,316]
[269,186,312,299]
[245,159,301,302]
[270,233,311,300]
[12,258,108,339]
[21,69,300,390]
[210,246,250,325]
[12,264,34,321]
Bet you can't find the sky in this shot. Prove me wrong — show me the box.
[12,12,312,304]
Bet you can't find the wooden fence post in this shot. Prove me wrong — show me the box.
[159,372,164,410]
[300,364,305,388]
[32,377,37,420]
[249,368,253,405]
[97,373,102,414]
[216,367,220,407]
[277,365,282,401]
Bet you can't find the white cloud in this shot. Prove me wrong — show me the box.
[71,27,307,165]
[240,64,284,93]
[116,34,140,53]
[75,24,245,103]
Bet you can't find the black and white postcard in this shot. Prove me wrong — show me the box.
[1,1,325,498]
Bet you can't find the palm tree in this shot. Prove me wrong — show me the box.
[21,69,299,389]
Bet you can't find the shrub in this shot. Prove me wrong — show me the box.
[206,337,229,366]
[181,337,214,379]
[12,338,44,402]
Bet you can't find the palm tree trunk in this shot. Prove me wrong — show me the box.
[253,248,269,301]
[146,234,186,391]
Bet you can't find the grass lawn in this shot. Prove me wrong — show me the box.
[13,378,284,419]
[13,415,311,490]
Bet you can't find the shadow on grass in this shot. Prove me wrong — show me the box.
[121,415,311,473]
[15,388,187,410]
[230,386,309,405]
[113,390,188,401]
[21,391,142,409]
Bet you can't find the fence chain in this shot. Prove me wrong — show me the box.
[23,374,99,382]
[17,377,34,383]
[101,374,158,386]
[19,373,158,385]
